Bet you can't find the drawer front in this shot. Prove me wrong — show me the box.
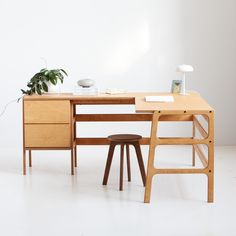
[25,124,71,148]
[24,100,71,124]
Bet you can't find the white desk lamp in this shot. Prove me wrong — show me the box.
[176,64,194,95]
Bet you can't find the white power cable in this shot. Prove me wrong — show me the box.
[0,96,23,119]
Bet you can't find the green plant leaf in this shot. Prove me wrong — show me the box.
[36,84,42,95]
[27,83,34,88]
[58,77,63,83]
[39,75,47,82]
[44,70,49,76]
[60,69,68,76]
[42,82,48,92]
[49,77,56,85]
[40,68,47,72]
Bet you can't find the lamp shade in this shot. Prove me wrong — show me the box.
[176,64,194,73]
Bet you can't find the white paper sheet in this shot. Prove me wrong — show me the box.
[145,96,174,102]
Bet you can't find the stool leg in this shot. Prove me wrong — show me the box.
[133,142,146,186]
[103,142,116,185]
[120,144,124,191]
[126,144,131,182]
[23,149,26,175]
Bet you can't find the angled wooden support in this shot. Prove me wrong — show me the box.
[194,144,208,168]
[193,116,208,139]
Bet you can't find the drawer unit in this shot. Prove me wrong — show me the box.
[23,100,72,148]
[24,100,70,124]
[24,124,71,148]
[22,98,75,175]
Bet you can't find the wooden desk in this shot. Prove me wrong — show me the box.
[22,92,214,203]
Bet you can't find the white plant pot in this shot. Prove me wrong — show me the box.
[46,82,61,93]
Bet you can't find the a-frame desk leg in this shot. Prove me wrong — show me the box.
[207,111,214,202]
[144,111,214,203]
[144,111,160,203]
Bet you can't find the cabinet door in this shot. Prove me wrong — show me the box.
[25,124,71,148]
[24,100,70,124]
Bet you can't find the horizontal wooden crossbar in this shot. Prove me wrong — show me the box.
[76,137,209,146]
[153,168,207,174]
[75,114,193,122]
[75,114,152,122]
[25,147,72,150]
[156,138,208,145]
[72,98,135,105]
[76,137,150,145]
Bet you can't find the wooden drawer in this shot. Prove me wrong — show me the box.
[25,124,71,148]
[24,100,70,124]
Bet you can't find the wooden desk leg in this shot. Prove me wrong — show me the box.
[29,150,32,167]
[144,111,159,203]
[74,113,77,167]
[71,103,76,174]
[207,111,214,202]
[192,121,196,166]
[23,149,26,175]
[74,146,77,167]
[71,149,74,175]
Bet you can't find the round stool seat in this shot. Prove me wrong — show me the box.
[108,134,142,142]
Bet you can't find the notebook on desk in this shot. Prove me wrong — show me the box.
[145,95,174,102]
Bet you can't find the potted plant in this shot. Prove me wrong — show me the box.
[21,68,68,95]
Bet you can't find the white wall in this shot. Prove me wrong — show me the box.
[0,0,235,148]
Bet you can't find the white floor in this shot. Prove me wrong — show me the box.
[0,145,236,236]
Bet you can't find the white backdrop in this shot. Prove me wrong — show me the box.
[0,0,236,148]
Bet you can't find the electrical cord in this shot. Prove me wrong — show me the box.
[0,96,23,119]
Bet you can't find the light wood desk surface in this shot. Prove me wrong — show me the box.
[24,91,213,112]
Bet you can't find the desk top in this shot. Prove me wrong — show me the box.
[23,92,213,113]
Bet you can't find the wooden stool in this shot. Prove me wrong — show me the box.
[102,134,146,191]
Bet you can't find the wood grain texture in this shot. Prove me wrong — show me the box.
[25,124,71,147]
[24,100,71,124]
[135,92,213,113]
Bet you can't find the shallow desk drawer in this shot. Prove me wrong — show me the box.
[24,100,71,124]
[25,124,71,148]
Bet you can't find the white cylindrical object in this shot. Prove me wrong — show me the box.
[176,64,193,95]
[181,72,186,95]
